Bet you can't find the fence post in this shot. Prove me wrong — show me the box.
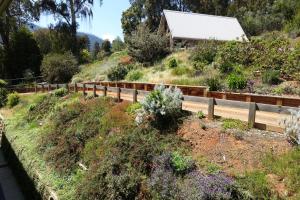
[74,83,78,93]
[56,84,59,89]
[133,89,138,103]
[103,86,107,97]
[41,84,44,93]
[248,102,256,128]
[48,84,51,92]
[207,98,215,120]
[116,87,121,102]
[203,88,208,97]
[93,84,97,97]
[83,83,86,96]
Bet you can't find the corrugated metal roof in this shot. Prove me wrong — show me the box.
[163,10,248,42]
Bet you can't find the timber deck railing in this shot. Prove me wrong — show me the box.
[7,81,299,133]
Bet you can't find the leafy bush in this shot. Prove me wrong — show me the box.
[227,73,247,90]
[41,52,78,83]
[262,70,281,85]
[215,41,244,73]
[127,25,169,64]
[79,49,92,64]
[206,77,222,91]
[107,64,129,81]
[125,70,143,81]
[170,151,195,175]
[191,40,220,65]
[197,111,205,119]
[282,108,300,145]
[284,42,300,81]
[136,85,183,129]
[7,92,20,108]
[53,88,68,97]
[168,57,178,68]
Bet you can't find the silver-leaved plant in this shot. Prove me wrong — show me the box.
[135,85,183,125]
[282,108,300,145]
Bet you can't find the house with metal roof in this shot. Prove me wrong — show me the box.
[159,10,248,47]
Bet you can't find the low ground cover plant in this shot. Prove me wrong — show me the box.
[222,118,249,131]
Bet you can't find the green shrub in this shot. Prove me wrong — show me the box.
[206,77,222,91]
[190,40,220,65]
[7,92,20,108]
[127,25,169,64]
[107,64,129,81]
[197,111,205,119]
[41,52,78,83]
[170,151,195,175]
[284,42,300,81]
[53,88,68,97]
[125,70,143,81]
[227,73,247,90]
[215,41,244,73]
[168,57,178,68]
[262,70,281,85]
[79,49,92,64]
[126,102,142,114]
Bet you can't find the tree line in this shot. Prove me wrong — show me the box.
[0,0,300,81]
[122,0,300,37]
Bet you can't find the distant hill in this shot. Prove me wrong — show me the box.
[28,23,103,51]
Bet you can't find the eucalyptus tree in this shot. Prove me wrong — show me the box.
[40,0,103,54]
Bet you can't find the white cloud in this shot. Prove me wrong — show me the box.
[102,33,115,42]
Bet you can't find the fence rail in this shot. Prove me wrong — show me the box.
[15,82,295,133]
[80,81,300,108]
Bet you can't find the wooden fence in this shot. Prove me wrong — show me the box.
[28,82,296,133]
[84,81,300,107]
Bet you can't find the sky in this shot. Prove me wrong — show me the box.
[36,0,130,41]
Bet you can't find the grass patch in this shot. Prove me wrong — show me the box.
[263,148,300,196]
[222,118,249,131]
[237,171,271,199]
